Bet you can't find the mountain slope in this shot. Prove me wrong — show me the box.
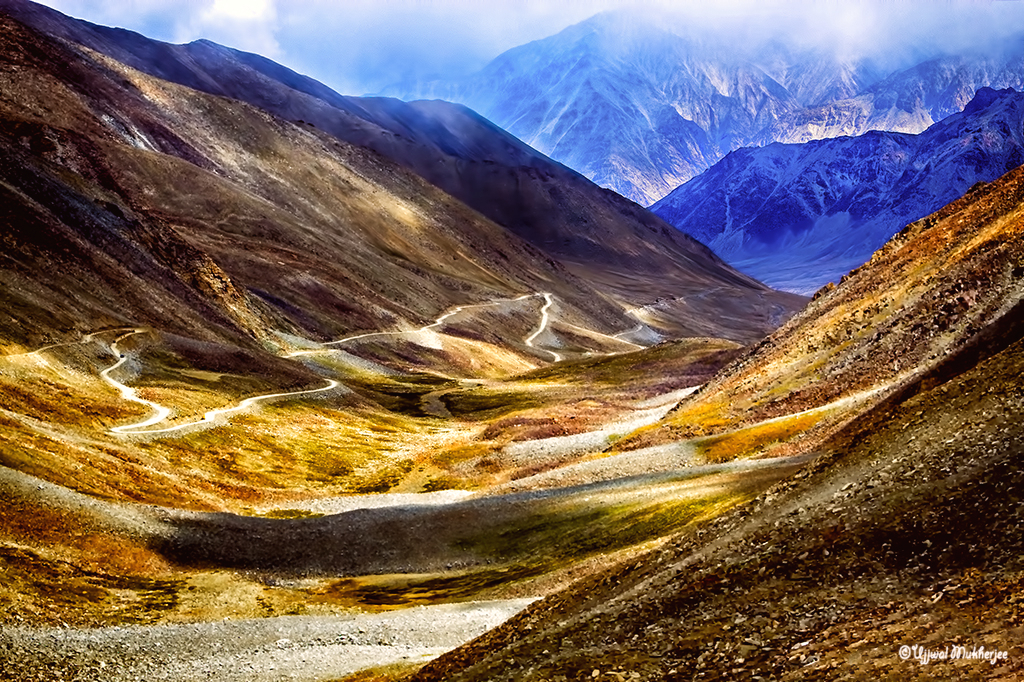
[0,0,803,343]
[652,87,1024,294]
[763,52,1024,145]
[0,9,660,358]
[411,139,1024,682]
[382,12,804,205]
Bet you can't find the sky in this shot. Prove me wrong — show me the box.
[32,0,1024,96]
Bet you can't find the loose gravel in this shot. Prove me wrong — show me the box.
[0,600,534,682]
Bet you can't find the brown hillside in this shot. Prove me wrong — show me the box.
[617,168,1024,452]
[411,165,1024,682]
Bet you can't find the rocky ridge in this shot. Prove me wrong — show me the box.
[651,87,1024,293]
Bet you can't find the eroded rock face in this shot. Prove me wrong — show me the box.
[381,11,1024,209]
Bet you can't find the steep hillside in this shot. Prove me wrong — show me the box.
[652,87,1024,293]
[0,13,639,351]
[0,0,803,343]
[411,135,1024,682]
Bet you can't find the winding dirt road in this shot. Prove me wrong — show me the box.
[6,291,617,438]
[523,292,562,361]
[289,292,565,360]
[100,330,341,437]
[100,330,174,433]
[0,327,139,362]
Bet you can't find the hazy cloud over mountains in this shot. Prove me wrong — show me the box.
[34,0,1024,96]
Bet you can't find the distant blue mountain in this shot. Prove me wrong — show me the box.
[383,12,1024,206]
[651,88,1024,294]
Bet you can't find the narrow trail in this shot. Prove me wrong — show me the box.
[611,323,647,342]
[559,320,645,350]
[4,292,574,438]
[287,293,538,357]
[523,292,561,362]
[8,291,649,438]
[0,327,140,361]
[625,287,726,320]
[100,330,340,437]
[111,379,342,436]
[100,330,173,433]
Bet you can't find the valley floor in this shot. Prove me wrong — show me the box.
[0,291,777,680]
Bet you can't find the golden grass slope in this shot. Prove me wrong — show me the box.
[617,170,1024,456]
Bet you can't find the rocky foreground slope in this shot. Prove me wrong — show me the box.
[411,155,1024,681]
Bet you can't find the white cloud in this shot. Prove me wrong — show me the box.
[29,0,1024,96]
[207,0,273,21]
[34,0,281,57]
[187,0,280,57]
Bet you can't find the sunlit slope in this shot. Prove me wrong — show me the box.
[413,299,1024,682]
[0,0,805,343]
[0,13,639,354]
[619,166,1024,456]
[410,140,1024,682]
[0,336,788,631]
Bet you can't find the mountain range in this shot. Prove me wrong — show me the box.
[383,12,1024,206]
[651,86,1024,293]
[0,0,802,346]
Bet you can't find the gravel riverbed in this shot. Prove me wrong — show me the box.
[0,599,534,681]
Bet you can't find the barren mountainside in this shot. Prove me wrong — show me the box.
[0,12,619,350]
[763,52,1024,145]
[0,0,804,343]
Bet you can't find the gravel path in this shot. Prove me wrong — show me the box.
[99,331,345,438]
[256,490,476,516]
[499,386,699,469]
[0,600,534,682]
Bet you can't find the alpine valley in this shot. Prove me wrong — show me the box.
[0,2,1021,682]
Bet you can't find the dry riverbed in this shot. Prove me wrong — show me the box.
[0,599,534,682]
